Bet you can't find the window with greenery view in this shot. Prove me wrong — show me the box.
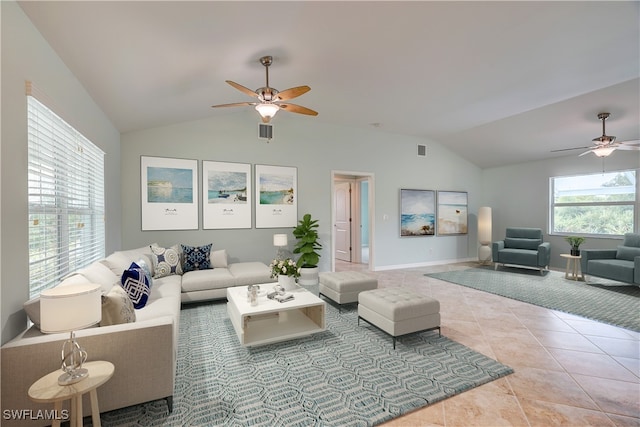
[550,170,637,237]
[28,95,105,298]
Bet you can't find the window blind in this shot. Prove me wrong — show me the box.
[27,94,105,298]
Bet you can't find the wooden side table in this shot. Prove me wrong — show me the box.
[560,253,583,281]
[28,360,114,427]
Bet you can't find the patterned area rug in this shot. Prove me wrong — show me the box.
[427,267,640,332]
[100,301,513,426]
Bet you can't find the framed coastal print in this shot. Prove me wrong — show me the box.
[255,164,297,228]
[141,156,198,230]
[437,191,468,235]
[400,189,435,236]
[202,161,251,229]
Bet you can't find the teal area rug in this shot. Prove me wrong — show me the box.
[427,267,640,332]
[100,301,512,426]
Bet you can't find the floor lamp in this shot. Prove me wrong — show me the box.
[478,207,492,265]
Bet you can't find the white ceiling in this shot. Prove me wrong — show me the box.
[18,1,640,169]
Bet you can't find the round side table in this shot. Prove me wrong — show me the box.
[560,253,583,281]
[28,360,114,427]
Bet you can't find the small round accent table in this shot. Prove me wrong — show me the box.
[560,253,583,281]
[28,360,114,427]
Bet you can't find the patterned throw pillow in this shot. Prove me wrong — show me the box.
[181,243,213,272]
[150,245,183,278]
[121,262,150,309]
[100,285,136,326]
[136,258,154,289]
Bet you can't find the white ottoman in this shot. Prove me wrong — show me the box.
[318,271,378,310]
[358,287,440,349]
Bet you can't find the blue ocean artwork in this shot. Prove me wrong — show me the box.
[259,173,294,205]
[147,167,193,203]
[207,171,247,204]
[401,213,435,236]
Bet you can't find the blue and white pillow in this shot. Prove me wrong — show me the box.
[121,262,150,309]
[136,258,153,289]
[150,245,183,278]
[181,243,213,272]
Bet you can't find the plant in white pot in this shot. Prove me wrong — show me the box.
[269,258,299,291]
[293,213,322,286]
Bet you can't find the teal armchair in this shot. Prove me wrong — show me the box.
[581,233,640,285]
[492,227,551,274]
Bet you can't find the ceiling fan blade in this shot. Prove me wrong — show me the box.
[211,102,256,109]
[618,139,640,145]
[615,144,640,151]
[276,86,311,101]
[578,150,594,157]
[550,146,592,153]
[225,80,258,98]
[279,103,318,116]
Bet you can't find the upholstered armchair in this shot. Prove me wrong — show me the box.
[581,233,640,285]
[492,227,551,274]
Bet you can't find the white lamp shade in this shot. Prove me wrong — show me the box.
[255,103,280,121]
[40,283,102,333]
[478,207,492,245]
[273,233,288,247]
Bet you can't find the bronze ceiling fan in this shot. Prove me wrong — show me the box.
[552,113,640,157]
[211,55,318,123]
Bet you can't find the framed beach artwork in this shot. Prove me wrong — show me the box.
[141,156,198,230]
[437,191,468,235]
[400,189,436,237]
[202,161,251,229]
[255,164,297,228]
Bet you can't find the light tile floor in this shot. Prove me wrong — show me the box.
[335,260,640,427]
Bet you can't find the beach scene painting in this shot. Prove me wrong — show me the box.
[437,191,468,235]
[141,156,198,230]
[400,189,435,236]
[255,165,297,228]
[202,161,252,229]
[147,166,194,203]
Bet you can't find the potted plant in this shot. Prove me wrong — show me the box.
[564,236,586,256]
[269,258,299,290]
[292,213,322,286]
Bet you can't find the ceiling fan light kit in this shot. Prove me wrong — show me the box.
[212,55,318,125]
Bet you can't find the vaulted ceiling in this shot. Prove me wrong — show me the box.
[18,1,640,168]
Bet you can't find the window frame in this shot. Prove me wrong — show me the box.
[549,169,638,239]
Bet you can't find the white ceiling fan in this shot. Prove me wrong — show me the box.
[552,113,640,157]
[211,55,318,123]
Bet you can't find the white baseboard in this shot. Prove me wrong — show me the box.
[373,257,477,271]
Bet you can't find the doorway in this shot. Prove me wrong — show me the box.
[331,171,374,272]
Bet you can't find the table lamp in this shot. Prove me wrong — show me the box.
[273,233,291,260]
[40,283,102,385]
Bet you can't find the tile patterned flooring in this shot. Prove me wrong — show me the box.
[335,260,640,427]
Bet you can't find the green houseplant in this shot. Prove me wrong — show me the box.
[564,236,586,256]
[292,213,322,286]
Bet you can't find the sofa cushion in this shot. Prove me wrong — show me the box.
[504,237,542,250]
[495,248,539,267]
[229,262,272,287]
[78,261,120,294]
[622,233,640,248]
[101,244,157,277]
[121,262,151,309]
[100,285,136,326]
[506,227,543,239]
[211,249,228,268]
[587,259,634,284]
[150,244,183,278]
[181,268,235,292]
[181,243,213,272]
[616,245,640,262]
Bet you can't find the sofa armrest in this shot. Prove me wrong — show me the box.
[580,249,617,273]
[1,316,176,427]
[635,256,640,285]
[492,241,504,262]
[538,242,551,267]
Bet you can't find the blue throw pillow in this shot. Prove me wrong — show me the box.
[121,262,150,309]
[181,244,213,273]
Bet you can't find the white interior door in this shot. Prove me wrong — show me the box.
[334,181,351,262]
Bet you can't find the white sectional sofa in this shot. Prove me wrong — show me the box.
[1,243,271,427]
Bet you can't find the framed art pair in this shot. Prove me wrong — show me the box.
[400,189,468,237]
[141,156,297,230]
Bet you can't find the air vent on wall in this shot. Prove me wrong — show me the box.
[259,123,273,142]
[417,144,427,157]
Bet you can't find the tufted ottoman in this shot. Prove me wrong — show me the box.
[318,271,378,311]
[358,287,440,349]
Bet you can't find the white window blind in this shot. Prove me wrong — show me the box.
[27,94,105,298]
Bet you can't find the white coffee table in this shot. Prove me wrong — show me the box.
[227,283,326,347]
